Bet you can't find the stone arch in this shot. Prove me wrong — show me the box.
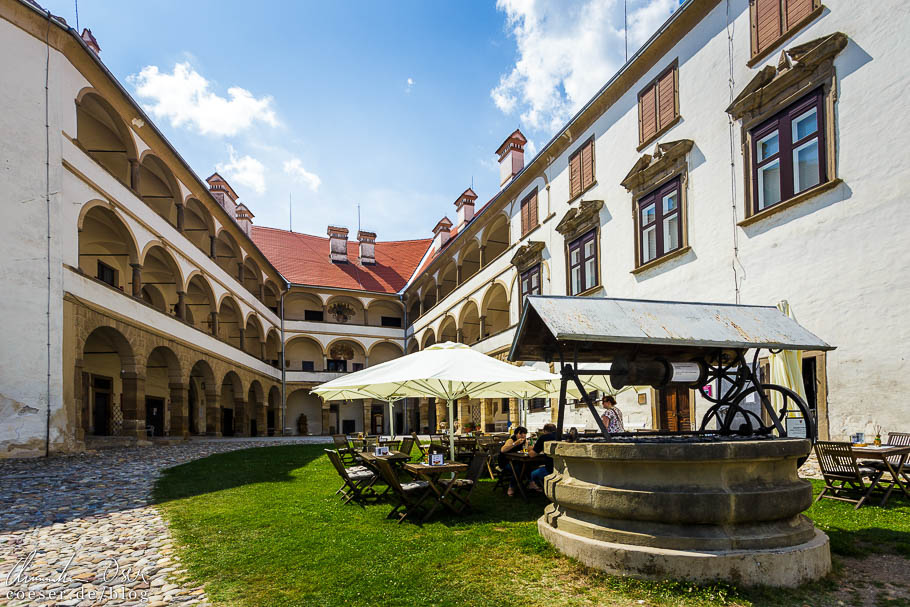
[263,280,281,314]
[247,380,266,437]
[285,291,324,322]
[219,370,245,437]
[139,244,183,316]
[143,345,183,438]
[285,335,324,371]
[366,299,404,328]
[137,153,181,228]
[324,294,365,325]
[421,328,436,349]
[264,327,281,367]
[189,359,216,435]
[183,197,214,256]
[78,203,140,293]
[217,295,243,349]
[325,338,367,372]
[78,325,137,438]
[287,388,323,435]
[460,239,481,284]
[368,341,404,366]
[75,90,137,186]
[438,261,457,300]
[242,256,264,302]
[407,297,421,323]
[481,281,510,338]
[213,228,243,278]
[438,315,457,343]
[482,213,510,265]
[406,337,419,354]
[243,314,265,359]
[184,272,216,333]
[459,300,481,344]
[421,278,437,312]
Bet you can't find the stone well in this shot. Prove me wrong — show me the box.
[538,437,830,587]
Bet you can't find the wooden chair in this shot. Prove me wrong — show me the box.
[380,439,402,451]
[427,443,448,457]
[372,458,433,524]
[398,436,415,458]
[814,441,884,509]
[411,432,428,458]
[325,449,377,504]
[332,434,357,465]
[481,441,505,481]
[429,434,445,445]
[438,452,487,514]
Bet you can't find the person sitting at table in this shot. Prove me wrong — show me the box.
[499,426,528,497]
[601,395,625,433]
[528,423,558,492]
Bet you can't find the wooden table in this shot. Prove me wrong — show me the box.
[504,452,549,500]
[852,444,910,505]
[403,461,469,522]
[360,450,411,468]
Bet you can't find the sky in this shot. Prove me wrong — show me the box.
[43,0,680,241]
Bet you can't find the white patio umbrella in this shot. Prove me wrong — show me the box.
[312,342,560,459]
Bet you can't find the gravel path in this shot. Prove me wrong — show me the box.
[0,438,329,606]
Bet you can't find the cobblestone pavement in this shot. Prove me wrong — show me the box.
[0,438,329,606]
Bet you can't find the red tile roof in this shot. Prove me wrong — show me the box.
[251,226,432,294]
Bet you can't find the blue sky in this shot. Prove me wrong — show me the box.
[43,0,679,241]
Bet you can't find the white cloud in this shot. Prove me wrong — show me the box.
[492,0,676,133]
[283,158,322,192]
[217,146,267,195]
[406,77,415,93]
[129,62,278,137]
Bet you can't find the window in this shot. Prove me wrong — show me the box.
[638,62,678,148]
[568,229,598,295]
[637,178,682,265]
[380,316,402,327]
[501,398,510,414]
[97,260,117,288]
[520,189,538,235]
[326,359,347,372]
[750,0,821,61]
[568,137,595,199]
[300,360,315,372]
[519,264,541,306]
[352,362,364,371]
[304,309,324,322]
[529,398,547,411]
[750,90,825,214]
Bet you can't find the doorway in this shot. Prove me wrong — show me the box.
[656,386,691,431]
[371,411,384,435]
[188,382,198,434]
[145,397,165,437]
[267,410,275,436]
[222,407,234,436]
[92,376,112,436]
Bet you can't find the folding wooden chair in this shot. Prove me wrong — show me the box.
[482,441,505,481]
[380,439,402,451]
[325,449,378,504]
[427,443,447,457]
[332,434,357,465]
[429,434,445,445]
[398,436,415,458]
[862,432,910,479]
[373,458,433,524]
[411,432,428,458]
[814,441,885,509]
[439,453,487,514]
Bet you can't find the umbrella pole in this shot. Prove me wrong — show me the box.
[388,400,394,438]
[447,399,455,461]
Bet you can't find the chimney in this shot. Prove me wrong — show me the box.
[495,128,527,189]
[432,217,453,253]
[235,203,254,236]
[327,226,350,263]
[357,230,376,265]
[81,28,101,55]
[454,188,477,227]
[206,173,239,216]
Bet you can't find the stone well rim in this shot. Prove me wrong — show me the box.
[547,437,811,461]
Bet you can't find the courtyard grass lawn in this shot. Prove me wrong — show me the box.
[153,445,910,607]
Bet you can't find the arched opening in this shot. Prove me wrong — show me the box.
[79,326,135,437]
[287,388,323,435]
[214,229,242,278]
[483,214,510,266]
[285,291,324,322]
[367,299,403,328]
[78,205,138,292]
[76,92,135,185]
[140,245,181,316]
[369,341,404,367]
[144,346,182,438]
[407,298,421,323]
[326,339,366,372]
[248,380,265,437]
[218,296,243,349]
[263,280,280,314]
[220,371,244,436]
[243,257,264,302]
[265,328,281,368]
[421,281,437,313]
[188,359,215,435]
[244,315,265,360]
[267,385,281,436]
[406,338,419,354]
[183,198,214,256]
[482,283,510,338]
[325,295,365,325]
[421,329,436,350]
[285,335,324,371]
[459,301,481,345]
[185,274,215,334]
[138,154,179,228]
[438,262,457,301]
[438,316,457,343]
[460,240,481,284]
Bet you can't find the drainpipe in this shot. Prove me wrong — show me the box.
[280,288,287,435]
[43,10,52,457]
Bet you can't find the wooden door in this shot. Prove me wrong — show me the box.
[657,387,691,431]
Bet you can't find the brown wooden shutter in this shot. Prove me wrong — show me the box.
[755,0,782,54]
[580,140,594,190]
[784,0,814,28]
[520,197,528,234]
[639,85,657,144]
[657,67,676,130]
[528,190,538,230]
[569,152,582,198]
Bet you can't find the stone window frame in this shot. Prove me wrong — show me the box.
[728,33,847,226]
[555,199,604,296]
[620,139,693,273]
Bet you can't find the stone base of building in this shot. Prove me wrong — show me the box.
[538,517,831,587]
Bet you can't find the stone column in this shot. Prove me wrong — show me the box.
[321,403,331,435]
[435,284,442,304]
[120,371,146,439]
[418,398,429,432]
[259,341,266,361]
[237,262,245,284]
[258,284,265,302]
[509,397,520,428]
[256,400,267,436]
[168,382,189,438]
[129,159,140,192]
[210,312,218,337]
[479,315,487,338]
[176,203,185,232]
[550,398,560,424]
[479,245,487,267]
[456,328,464,343]
[238,326,245,351]
[131,264,142,297]
[362,399,372,434]
[481,398,491,433]
[458,397,471,433]
[176,291,186,320]
[234,396,248,437]
[363,308,369,325]
[209,235,216,259]
[456,265,462,284]
[205,388,220,436]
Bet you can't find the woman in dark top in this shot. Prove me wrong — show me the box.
[499,426,528,497]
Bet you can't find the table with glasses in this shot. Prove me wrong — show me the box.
[852,444,910,505]
[403,461,469,522]
[504,451,549,500]
[359,450,411,469]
